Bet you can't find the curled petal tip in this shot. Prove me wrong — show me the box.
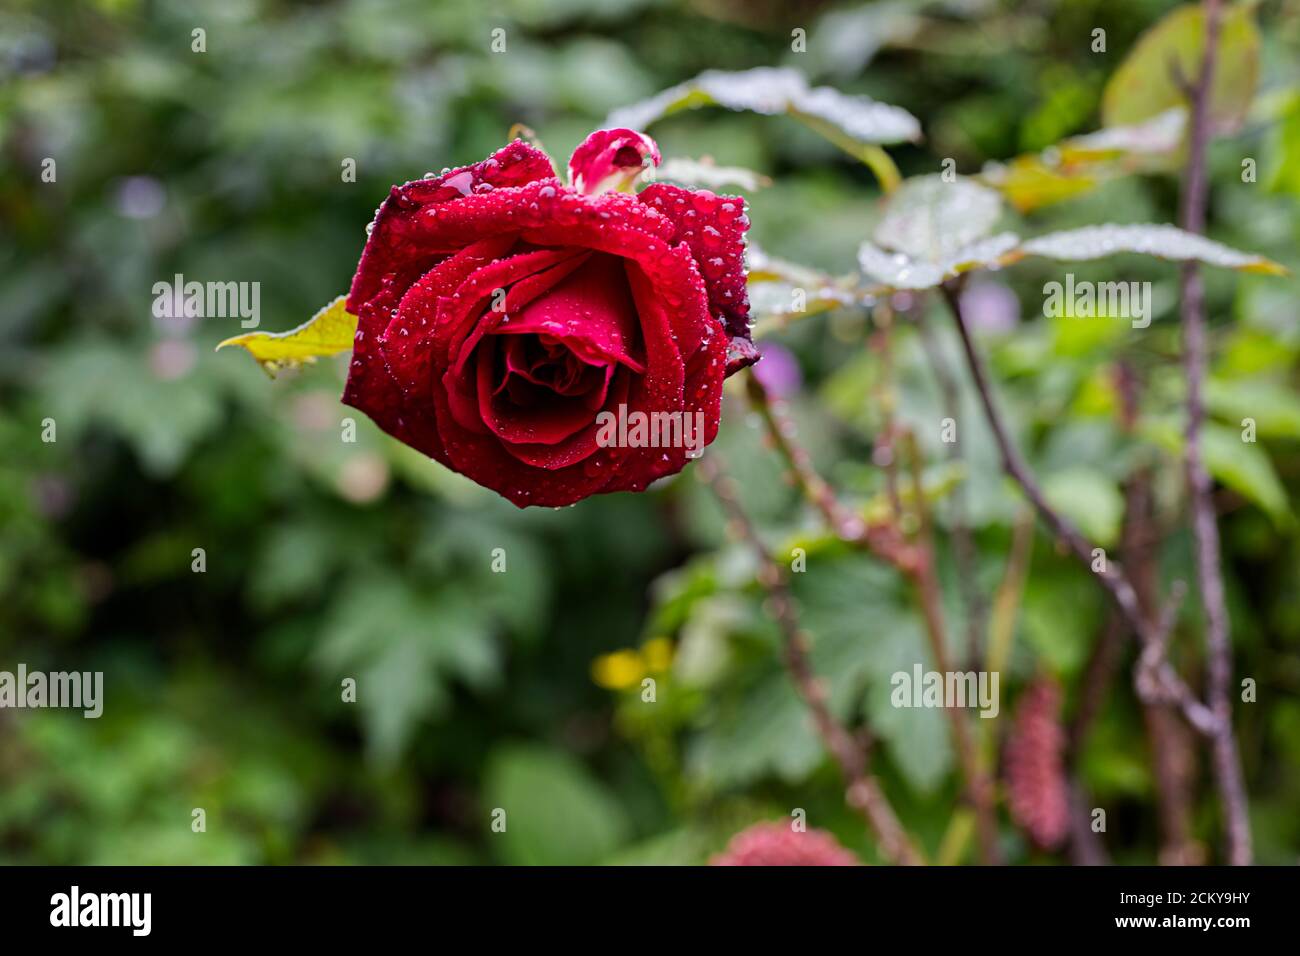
[568,128,661,195]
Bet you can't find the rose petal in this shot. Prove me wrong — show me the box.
[568,128,661,195]
[637,182,756,374]
[499,335,606,399]
[498,370,632,471]
[492,253,646,373]
[623,259,724,483]
[474,337,611,446]
[347,235,516,458]
[444,247,591,373]
[346,140,557,314]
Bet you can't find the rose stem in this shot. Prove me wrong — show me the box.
[699,455,925,866]
[1175,0,1251,866]
[914,308,988,669]
[940,272,1251,863]
[898,431,1002,864]
[744,372,999,863]
[938,284,1214,724]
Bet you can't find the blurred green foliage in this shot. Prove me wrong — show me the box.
[2,0,1298,865]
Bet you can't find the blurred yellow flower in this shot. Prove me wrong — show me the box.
[591,649,644,690]
[642,637,674,673]
[591,638,674,690]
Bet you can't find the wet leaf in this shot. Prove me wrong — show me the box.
[853,174,1012,289]
[790,84,921,147]
[873,175,1004,260]
[1013,224,1286,274]
[1070,107,1187,154]
[748,242,860,333]
[608,66,921,146]
[858,233,1019,290]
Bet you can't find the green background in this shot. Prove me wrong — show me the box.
[2,0,1298,864]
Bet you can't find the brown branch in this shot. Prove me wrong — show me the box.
[1177,0,1252,866]
[870,310,906,521]
[1111,369,1201,861]
[902,435,1002,864]
[940,284,1219,737]
[699,454,925,866]
[745,371,1000,863]
[1115,409,1203,865]
[915,309,988,668]
[745,373,916,570]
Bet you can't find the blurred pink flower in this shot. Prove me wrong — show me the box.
[960,280,1020,333]
[710,821,861,866]
[751,342,802,399]
[1005,677,1069,850]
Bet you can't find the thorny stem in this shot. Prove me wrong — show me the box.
[871,310,906,520]
[745,371,1000,864]
[915,309,987,668]
[939,283,1220,738]
[1178,0,1252,866]
[901,435,1002,865]
[1070,363,1201,865]
[699,455,924,865]
[744,373,916,570]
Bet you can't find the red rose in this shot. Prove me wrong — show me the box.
[341,129,757,507]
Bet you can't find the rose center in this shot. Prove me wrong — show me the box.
[467,251,646,451]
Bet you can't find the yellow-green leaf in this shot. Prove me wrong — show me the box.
[217,295,357,377]
[1102,3,1260,135]
[981,109,1186,212]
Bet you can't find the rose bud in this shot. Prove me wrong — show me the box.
[341,129,758,507]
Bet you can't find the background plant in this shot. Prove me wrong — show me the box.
[2,0,1298,865]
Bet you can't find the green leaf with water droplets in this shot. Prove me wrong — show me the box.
[748,242,862,335]
[853,174,1017,290]
[874,175,1005,261]
[858,233,1020,290]
[1012,224,1286,275]
[609,67,916,190]
[609,67,921,146]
